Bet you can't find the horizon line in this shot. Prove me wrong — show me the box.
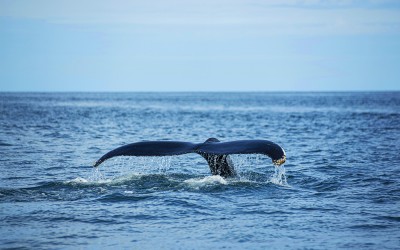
[1,90,399,93]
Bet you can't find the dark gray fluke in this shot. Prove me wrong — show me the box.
[94,138,286,178]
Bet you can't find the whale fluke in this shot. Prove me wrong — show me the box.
[93,138,286,178]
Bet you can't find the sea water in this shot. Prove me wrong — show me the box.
[0,92,399,249]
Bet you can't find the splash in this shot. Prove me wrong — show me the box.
[230,154,289,186]
[126,156,172,175]
[87,167,107,182]
[87,156,172,182]
[64,177,88,183]
[184,175,228,186]
[65,172,112,185]
[269,164,289,187]
[82,154,289,186]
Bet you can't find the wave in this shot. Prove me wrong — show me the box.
[184,175,228,187]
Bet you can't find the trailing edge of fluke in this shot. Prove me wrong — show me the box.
[93,138,286,178]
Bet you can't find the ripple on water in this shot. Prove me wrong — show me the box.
[1,92,400,249]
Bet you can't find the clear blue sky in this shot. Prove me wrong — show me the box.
[1,0,399,91]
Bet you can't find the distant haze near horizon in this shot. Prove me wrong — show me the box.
[1,0,399,92]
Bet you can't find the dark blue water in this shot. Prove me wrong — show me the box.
[1,92,399,249]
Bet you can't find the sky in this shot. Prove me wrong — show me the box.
[0,0,399,92]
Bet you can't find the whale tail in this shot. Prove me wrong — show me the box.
[93,138,286,178]
[198,138,237,177]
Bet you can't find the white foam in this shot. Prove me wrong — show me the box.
[108,173,141,184]
[184,175,228,186]
[65,177,88,183]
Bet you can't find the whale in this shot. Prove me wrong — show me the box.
[93,138,286,178]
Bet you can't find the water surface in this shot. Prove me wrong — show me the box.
[1,92,399,249]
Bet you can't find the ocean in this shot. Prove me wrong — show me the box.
[0,92,399,249]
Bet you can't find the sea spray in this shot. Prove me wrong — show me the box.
[269,164,289,187]
[87,154,289,186]
[87,156,173,182]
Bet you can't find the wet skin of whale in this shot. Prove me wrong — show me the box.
[94,138,286,178]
